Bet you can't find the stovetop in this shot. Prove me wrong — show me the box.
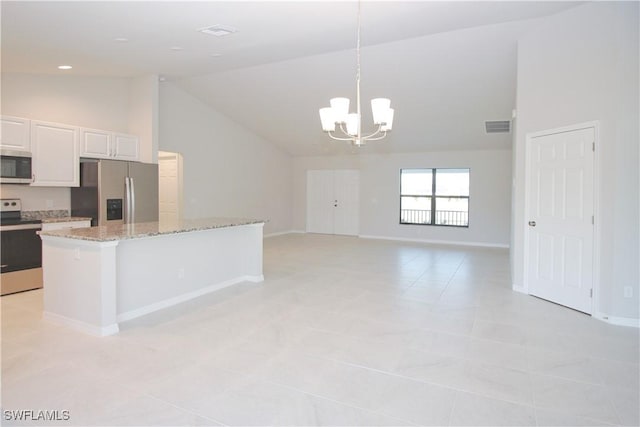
[0,217,42,226]
[0,198,41,227]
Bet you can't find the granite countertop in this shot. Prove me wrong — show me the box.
[41,216,93,224]
[39,217,265,242]
[22,210,91,223]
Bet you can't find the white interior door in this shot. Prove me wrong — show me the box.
[306,170,334,234]
[333,170,359,236]
[158,151,183,223]
[307,169,359,236]
[527,126,594,314]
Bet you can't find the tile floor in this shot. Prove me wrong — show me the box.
[2,234,639,426]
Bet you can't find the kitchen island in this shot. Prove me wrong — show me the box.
[39,218,264,336]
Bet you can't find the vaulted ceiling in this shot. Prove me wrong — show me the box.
[1,1,583,156]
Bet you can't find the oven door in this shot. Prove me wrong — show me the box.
[0,151,32,184]
[0,224,42,273]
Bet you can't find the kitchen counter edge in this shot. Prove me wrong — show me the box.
[40,217,92,224]
[39,218,266,242]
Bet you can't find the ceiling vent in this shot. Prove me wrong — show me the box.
[198,25,237,37]
[485,120,511,134]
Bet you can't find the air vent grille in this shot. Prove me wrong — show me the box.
[485,120,511,133]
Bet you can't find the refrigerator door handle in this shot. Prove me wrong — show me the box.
[124,176,131,224]
[130,177,136,224]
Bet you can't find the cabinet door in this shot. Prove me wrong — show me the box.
[80,128,111,159]
[1,116,30,151]
[31,121,79,187]
[113,133,139,161]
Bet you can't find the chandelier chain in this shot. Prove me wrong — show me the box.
[318,0,394,146]
[356,0,362,144]
[356,0,361,84]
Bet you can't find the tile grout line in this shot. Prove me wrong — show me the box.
[265,380,421,427]
[446,390,460,427]
[601,382,625,426]
[267,347,537,411]
[142,393,228,426]
[271,339,629,426]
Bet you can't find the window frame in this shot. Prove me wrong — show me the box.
[399,168,470,228]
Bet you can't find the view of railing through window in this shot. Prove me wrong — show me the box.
[400,209,469,226]
[400,168,470,227]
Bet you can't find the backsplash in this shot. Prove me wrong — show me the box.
[22,210,70,220]
[0,185,70,211]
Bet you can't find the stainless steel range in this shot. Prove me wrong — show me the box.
[0,199,43,295]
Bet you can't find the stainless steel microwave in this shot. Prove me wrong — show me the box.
[0,150,32,184]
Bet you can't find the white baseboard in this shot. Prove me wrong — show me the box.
[43,311,119,337]
[117,275,260,323]
[512,284,527,294]
[594,312,640,328]
[264,230,305,238]
[358,234,509,249]
[513,288,639,328]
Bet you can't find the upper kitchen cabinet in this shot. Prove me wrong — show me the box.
[0,116,30,152]
[80,129,139,161]
[80,128,111,159]
[113,133,139,161]
[31,120,79,187]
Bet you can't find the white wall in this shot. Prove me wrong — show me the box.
[158,82,292,235]
[0,185,69,212]
[129,75,160,164]
[1,73,131,130]
[513,2,639,320]
[293,150,511,247]
[0,72,132,210]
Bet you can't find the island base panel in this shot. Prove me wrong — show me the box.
[41,222,264,336]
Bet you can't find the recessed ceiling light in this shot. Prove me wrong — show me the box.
[170,46,183,51]
[198,24,237,37]
[114,37,129,42]
[58,65,72,70]
[210,53,222,58]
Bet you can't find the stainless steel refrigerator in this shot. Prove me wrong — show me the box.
[71,159,159,226]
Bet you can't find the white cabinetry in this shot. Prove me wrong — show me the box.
[80,128,111,159]
[31,121,79,187]
[0,116,30,151]
[80,129,139,161]
[112,133,139,161]
[42,220,91,231]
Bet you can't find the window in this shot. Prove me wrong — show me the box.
[400,168,469,227]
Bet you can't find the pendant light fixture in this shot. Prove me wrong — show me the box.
[319,0,394,147]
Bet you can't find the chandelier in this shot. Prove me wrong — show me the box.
[318,0,395,147]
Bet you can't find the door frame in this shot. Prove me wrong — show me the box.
[523,121,600,315]
[158,150,184,221]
